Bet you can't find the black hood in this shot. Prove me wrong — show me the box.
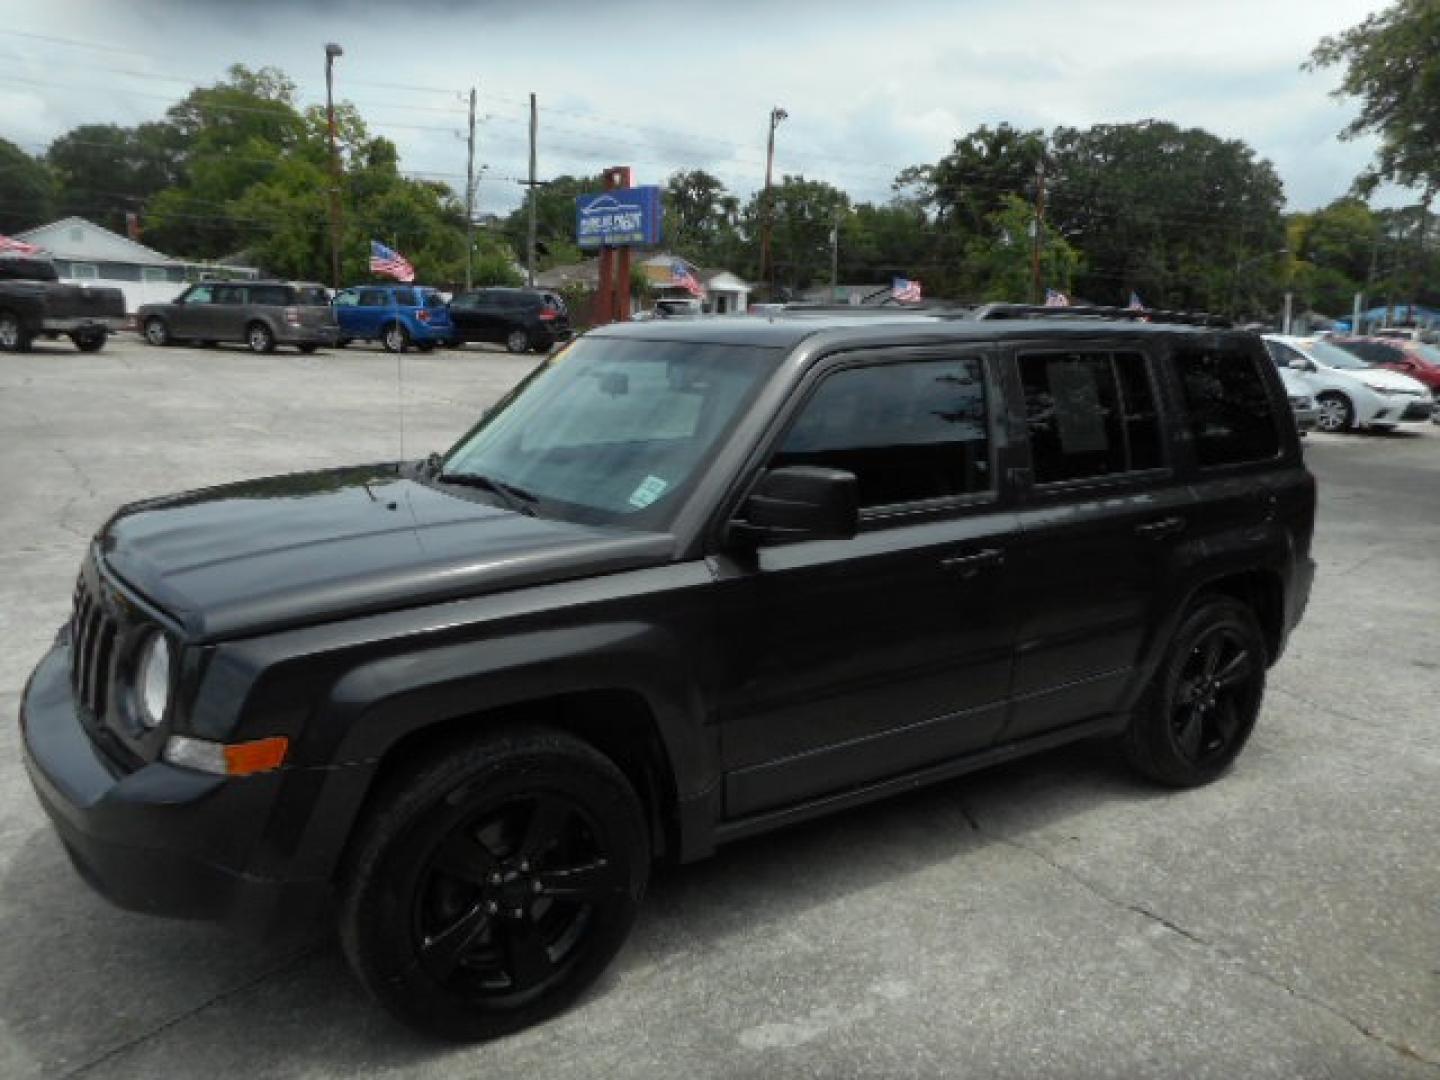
[98,464,673,641]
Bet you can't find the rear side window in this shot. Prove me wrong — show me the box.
[771,357,991,510]
[295,287,330,306]
[422,290,446,308]
[392,288,417,307]
[249,285,290,306]
[212,285,247,304]
[1018,351,1162,484]
[1174,345,1280,467]
[359,290,388,307]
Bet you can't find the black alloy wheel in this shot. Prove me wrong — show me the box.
[1,310,33,352]
[1122,596,1266,787]
[505,328,530,354]
[340,728,648,1041]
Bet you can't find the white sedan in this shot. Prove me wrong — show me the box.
[1262,334,1434,433]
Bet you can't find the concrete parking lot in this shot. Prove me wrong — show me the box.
[1,336,1436,1079]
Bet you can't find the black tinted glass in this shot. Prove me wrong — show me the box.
[1019,351,1161,483]
[359,290,387,307]
[1175,346,1280,467]
[212,285,246,304]
[249,285,290,306]
[772,358,991,509]
[392,288,417,307]
[295,287,330,306]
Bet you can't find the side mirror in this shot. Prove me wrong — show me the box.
[1288,357,1314,372]
[729,466,858,546]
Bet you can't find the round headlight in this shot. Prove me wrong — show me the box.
[137,633,173,729]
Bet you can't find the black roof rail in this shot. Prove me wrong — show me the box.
[966,303,1231,328]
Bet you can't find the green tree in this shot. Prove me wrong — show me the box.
[0,138,54,234]
[744,175,850,291]
[1285,198,1380,314]
[896,123,1046,234]
[46,123,183,233]
[964,195,1081,301]
[501,173,605,272]
[664,169,741,264]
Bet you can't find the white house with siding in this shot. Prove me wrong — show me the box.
[13,217,259,312]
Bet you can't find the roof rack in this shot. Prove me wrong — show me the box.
[966,303,1231,328]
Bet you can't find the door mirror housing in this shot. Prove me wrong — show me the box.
[1287,357,1314,372]
[729,467,859,546]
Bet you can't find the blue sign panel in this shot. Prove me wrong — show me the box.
[576,185,662,249]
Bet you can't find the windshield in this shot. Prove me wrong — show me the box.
[1306,339,1370,370]
[442,336,783,526]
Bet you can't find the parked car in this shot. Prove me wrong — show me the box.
[332,284,453,353]
[1329,336,1440,394]
[1277,366,1318,434]
[0,255,125,353]
[448,287,570,353]
[1372,326,1438,344]
[23,306,1315,1041]
[139,280,337,354]
[1261,334,1433,432]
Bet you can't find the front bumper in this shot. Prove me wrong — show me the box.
[20,639,328,931]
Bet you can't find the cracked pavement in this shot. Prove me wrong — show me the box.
[1,337,1437,1078]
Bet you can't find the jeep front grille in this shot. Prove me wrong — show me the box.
[71,573,119,721]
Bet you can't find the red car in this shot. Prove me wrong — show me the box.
[1331,336,1440,391]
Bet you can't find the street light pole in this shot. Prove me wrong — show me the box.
[324,42,345,291]
[758,106,786,297]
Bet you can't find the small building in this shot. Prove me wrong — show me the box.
[638,254,751,314]
[12,217,260,312]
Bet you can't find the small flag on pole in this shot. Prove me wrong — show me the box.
[892,276,922,303]
[369,240,415,282]
[1044,288,1070,307]
[670,260,707,299]
[0,234,43,256]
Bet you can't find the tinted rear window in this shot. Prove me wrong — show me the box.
[295,287,330,306]
[391,288,417,307]
[1174,345,1281,467]
[249,285,290,306]
[422,290,446,308]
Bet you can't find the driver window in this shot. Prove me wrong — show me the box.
[184,285,214,304]
[332,289,358,307]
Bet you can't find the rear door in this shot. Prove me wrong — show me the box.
[209,284,249,341]
[714,348,1021,817]
[1002,340,1195,740]
[355,288,390,338]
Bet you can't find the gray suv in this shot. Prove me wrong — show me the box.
[139,280,338,353]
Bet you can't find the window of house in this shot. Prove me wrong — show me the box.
[1174,345,1280,467]
[68,263,99,280]
[1018,351,1162,484]
[141,266,171,284]
[769,357,991,510]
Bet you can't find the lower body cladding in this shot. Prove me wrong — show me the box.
[41,316,127,334]
[20,642,367,932]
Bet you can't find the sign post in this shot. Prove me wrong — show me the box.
[576,170,661,326]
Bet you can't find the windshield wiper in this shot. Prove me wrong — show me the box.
[436,470,538,516]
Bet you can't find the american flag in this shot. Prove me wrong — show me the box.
[1044,288,1070,307]
[0,234,43,256]
[892,276,922,303]
[369,240,415,282]
[670,260,706,299]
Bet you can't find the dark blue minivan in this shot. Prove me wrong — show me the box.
[332,284,454,352]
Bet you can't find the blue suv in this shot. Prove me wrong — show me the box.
[333,285,454,352]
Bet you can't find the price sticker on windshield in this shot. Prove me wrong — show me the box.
[627,475,668,509]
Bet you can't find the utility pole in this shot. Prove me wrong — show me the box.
[1029,155,1046,305]
[758,106,787,297]
[830,210,839,302]
[527,93,538,288]
[324,42,345,290]
[464,86,477,290]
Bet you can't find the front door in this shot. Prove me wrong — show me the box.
[169,284,212,337]
[209,284,249,342]
[1003,343,1194,740]
[714,350,1019,817]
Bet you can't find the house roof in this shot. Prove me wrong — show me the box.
[14,216,179,266]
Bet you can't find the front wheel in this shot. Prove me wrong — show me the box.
[505,328,530,354]
[0,310,33,352]
[298,344,319,355]
[143,317,170,347]
[1315,392,1353,433]
[1121,596,1267,788]
[339,728,649,1042]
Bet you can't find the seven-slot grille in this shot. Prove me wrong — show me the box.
[71,571,119,721]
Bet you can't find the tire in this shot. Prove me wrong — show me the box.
[298,344,319,355]
[417,342,435,353]
[0,310,33,352]
[382,323,409,353]
[1315,392,1353,433]
[70,329,107,353]
[335,337,351,349]
[1122,596,1267,788]
[246,322,275,354]
[505,328,530,354]
[340,727,649,1042]
[143,317,170,348]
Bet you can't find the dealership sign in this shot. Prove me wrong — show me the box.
[576,186,662,248]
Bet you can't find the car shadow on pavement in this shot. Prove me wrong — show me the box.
[0,737,1151,1075]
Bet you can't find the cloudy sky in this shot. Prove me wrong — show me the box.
[0,0,1408,218]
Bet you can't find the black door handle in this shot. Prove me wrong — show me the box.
[1134,516,1187,539]
[940,548,1005,575]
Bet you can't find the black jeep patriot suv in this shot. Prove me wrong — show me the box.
[21,305,1315,1040]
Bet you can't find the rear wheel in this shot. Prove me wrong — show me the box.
[1122,596,1266,787]
[143,317,170,347]
[1315,392,1353,433]
[505,328,530,354]
[0,310,33,352]
[339,727,649,1042]
[298,344,319,355]
[335,337,351,349]
[382,323,409,353]
[70,329,107,353]
[246,322,275,354]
